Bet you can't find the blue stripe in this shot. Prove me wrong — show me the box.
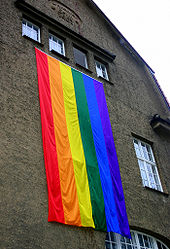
[82,74,121,233]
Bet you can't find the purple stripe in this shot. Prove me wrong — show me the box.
[93,79,131,238]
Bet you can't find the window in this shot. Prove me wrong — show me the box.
[133,138,162,192]
[49,34,65,56]
[22,19,40,42]
[105,231,169,249]
[73,47,88,68]
[95,60,109,80]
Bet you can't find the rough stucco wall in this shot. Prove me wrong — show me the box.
[1,0,170,248]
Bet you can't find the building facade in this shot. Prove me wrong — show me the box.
[1,0,170,248]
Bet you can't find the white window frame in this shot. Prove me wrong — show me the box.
[49,33,65,56]
[105,231,168,249]
[22,19,40,42]
[95,60,109,80]
[73,47,88,69]
[133,138,163,192]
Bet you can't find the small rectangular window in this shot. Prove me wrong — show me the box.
[22,19,40,42]
[133,138,163,192]
[95,60,109,80]
[49,34,65,56]
[73,47,88,68]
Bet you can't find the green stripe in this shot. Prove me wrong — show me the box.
[71,68,107,231]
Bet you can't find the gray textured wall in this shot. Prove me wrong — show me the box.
[1,0,170,248]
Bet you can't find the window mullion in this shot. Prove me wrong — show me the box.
[109,232,112,249]
[151,167,157,189]
[153,238,158,249]
[116,234,121,249]
[38,28,40,42]
[144,160,151,187]
[138,141,144,159]
[150,146,156,163]
[135,232,141,249]
[143,159,155,165]
[154,167,163,191]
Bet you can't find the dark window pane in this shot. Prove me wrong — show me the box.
[121,243,126,249]
[105,242,111,249]
[127,245,132,249]
[157,241,162,249]
[96,62,100,68]
[149,238,154,248]
[126,238,131,244]
[73,47,87,68]
[33,26,38,31]
[120,236,125,242]
[134,139,138,145]
[112,243,117,249]
[53,36,58,42]
[106,233,110,241]
[138,234,144,246]
[58,40,62,46]
[143,235,149,248]
[131,232,136,244]
[28,22,32,28]
[101,64,105,71]
[110,232,116,242]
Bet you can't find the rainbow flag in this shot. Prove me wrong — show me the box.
[35,48,130,238]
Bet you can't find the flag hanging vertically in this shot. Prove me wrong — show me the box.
[35,48,130,238]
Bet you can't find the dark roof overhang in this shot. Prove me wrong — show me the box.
[150,114,170,135]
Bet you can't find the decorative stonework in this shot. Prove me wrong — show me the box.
[47,0,82,30]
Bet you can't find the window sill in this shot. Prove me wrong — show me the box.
[144,186,169,197]
[75,63,93,74]
[50,49,69,61]
[98,76,114,85]
[22,35,44,46]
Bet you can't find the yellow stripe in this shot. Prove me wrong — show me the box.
[60,62,94,228]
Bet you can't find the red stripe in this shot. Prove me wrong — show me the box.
[35,48,65,223]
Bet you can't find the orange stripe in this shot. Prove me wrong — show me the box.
[47,56,82,226]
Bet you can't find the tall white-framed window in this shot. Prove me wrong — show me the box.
[22,19,40,42]
[73,47,88,69]
[49,34,65,56]
[133,138,162,192]
[105,231,169,249]
[95,60,109,80]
